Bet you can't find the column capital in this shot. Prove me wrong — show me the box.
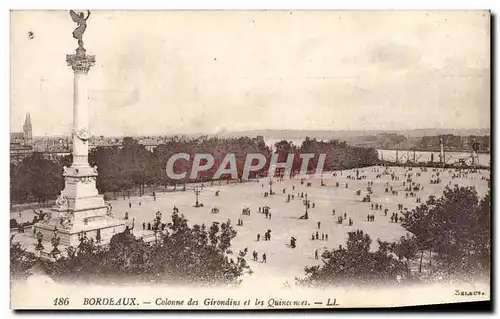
[66,52,95,74]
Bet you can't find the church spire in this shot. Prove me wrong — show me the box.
[24,113,31,126]
[23,113,32,141]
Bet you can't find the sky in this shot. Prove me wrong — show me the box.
[10,10,490,136]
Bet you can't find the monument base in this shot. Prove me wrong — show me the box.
[34,212,127,247]
[34,162,130,247]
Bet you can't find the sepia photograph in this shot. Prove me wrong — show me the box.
[9,10,491,310]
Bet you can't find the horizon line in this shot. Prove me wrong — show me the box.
[12,127,491,139]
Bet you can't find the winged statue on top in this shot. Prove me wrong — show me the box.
[70,10,91,48]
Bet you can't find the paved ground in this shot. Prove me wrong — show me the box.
[11,166,490,285]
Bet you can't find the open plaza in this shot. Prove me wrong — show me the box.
[11,165,490,285]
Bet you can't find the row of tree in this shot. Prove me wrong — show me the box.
[10,153,67,204]
[11,136,379,204]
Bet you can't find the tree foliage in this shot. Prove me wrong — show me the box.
[299,185,491,287]
[11,136,379,203]
[10,153,64,203]
[10,236,37,279]
[40,212,249,286]
[401,185,490,280]
[297,230,409,287]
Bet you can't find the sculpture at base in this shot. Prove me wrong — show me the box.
[105,202,113,216]
[55,191,69,211]
[74,128,90,142]
[59,211,74,229]
[51,228,61,256]
[43,211,52,223]
[35,231,44,251]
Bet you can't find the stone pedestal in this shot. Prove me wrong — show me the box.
[35,216,126,247]
[34,47,126,246]
[35,167,127,246]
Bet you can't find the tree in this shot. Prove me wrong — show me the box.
[390,234,419,276]
[10,153,64,204]
[402,185,490,281]
[42,235,107,283]
[154,212,249,286]
[41,212,250,286]
[106,230,152,276]
[297,230,408,287]
[10,219,18,229]
[10,236,37,279]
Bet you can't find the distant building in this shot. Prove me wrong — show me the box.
[10,132,24,144]
[10,113,33,144]
[10,143,33,162]
[23,113,33,142]
[10,113,35,162]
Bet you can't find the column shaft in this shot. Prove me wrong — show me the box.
[72,70,90,167]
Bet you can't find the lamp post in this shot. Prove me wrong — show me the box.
[194,186,201,207]
[268,164,275,195]
[303,194,310,219]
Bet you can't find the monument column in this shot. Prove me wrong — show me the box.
[34,10,126,247]
[67,47,95,168]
